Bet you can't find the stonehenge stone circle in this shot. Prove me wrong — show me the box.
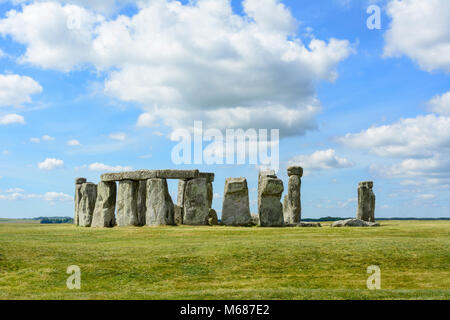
[283,166,303,225]
[74,169,380,230]
[258,173,284,227]
[91,181,117,228]
[78,182,97,227]
[357,181,376,222]
[146,178,175,226]
[137,180,147,226]
[183,178,210,225]
[221,177,251,226]
[331,218,379,227]
[116,180,139,226]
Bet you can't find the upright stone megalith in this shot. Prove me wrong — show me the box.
[91,181,117,228]
[74,178,86,226]
[78,182,97,227]
[183,178,209,225]
[283,166,303,225]
[357,181,375,222]
[137,180,147,226]
[146,178,175,226]
[177,179,187,207]
[116,180,139,226]
[258,175,284,227]
[222,177,251,226]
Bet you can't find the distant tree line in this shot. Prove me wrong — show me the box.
[37,217,74,224]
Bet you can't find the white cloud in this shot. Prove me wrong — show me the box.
[339,114,450,158]
[41,135,55,141]
[37,158,64,170]
[0,190,73,202]
[428,91,450,116]
[109,132,127,141]
[2,150,9,155]
[0,74,42,106]
[30,137,40,143]
[0,0,352,137]
[384,0,450,73]
[67,139,81,146]
[88,162,132,172]
[288,149,354,172]
[0,113,25,125]
[136,113,158,128]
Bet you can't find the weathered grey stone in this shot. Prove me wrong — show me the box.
[199,172,215,183]
[91,181,116,228]
[331,219,380,227]
[221,177,251,226]
[75,177,87,185]
[207,182,213,209]
[74,183,83,226]
[287,166,303,177]
[177,180,187,207]
[183,178,209,225]
[283,175,301,225]
[137,180,147,226]
[101,169,199,182]
[297,222,321,227]
[146,178,175,226]
[174,205,183,225]
[357,181,375,222]
[78,183,97,227]
[157,169,199,180]
[116,180,139,226]
[101,170,157,182]
[258,177,284,227]
[250,214,259,226]
[208,209,218,226]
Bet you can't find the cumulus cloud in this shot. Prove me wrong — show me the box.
[38,158,64,170]
[288,149,354,173]
[339,114,450,158]
[88,162,132,172]
[384,0,450,73]
[136,113,158,128]
[0,0,352,137]
[0,113,25,125]
[428,91,450,116]
[41,135,55,141]
[341,92,450,183]
[0,74,42,107]
[0,190,73,202]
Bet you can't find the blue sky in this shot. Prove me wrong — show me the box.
[0,0,449,219]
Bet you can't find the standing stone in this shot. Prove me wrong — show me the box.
[183,178,209,225]
[137,180,147,226]
[357,181,376,222]
[116,180,139,226]
[221,177,251,226]
[91,181,117,228]
[177,179,187,207]
[208,209,218,226]
[146,178,175,226]
[174,205,183,225]
[207,182,213,209]
[283,166,303,225]
[78,182,97,227]
[74,178,86,226]
[258,176,284,227]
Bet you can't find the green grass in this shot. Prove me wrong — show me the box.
[0,221,449,300]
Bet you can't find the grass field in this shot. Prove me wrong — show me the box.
[0,221,449,300]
